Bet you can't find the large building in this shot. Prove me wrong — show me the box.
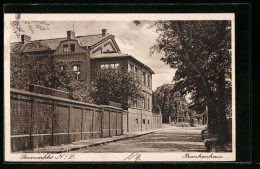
[10,29,156,132]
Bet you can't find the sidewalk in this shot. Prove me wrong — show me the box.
[20,127,167,153]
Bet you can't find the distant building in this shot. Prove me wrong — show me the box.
[171,91,190,123]
[10,29,156,132]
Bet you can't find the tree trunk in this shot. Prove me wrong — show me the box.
[216,70,229,143]
[207,102,218,134]
[176,22,229,144]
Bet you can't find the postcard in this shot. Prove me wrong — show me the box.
[4,13,236,162]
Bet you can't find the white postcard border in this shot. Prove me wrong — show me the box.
[4,13,236,162]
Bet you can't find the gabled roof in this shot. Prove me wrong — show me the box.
[10,33,112,53]
[91,52,155,74]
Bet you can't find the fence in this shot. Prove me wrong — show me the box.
[10,88,162,151]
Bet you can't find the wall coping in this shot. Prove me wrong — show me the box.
[102,105,123,111]
[11,88,102,109]
[29,84,69,94]
[11,88,125,111]
[10,88,158,114]
[128,107,152,112]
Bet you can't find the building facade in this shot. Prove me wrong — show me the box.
[10,29,157,132]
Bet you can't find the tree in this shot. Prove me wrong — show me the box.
[153,84,175,123]
[68,80,96,104]
[10,51,94,103]
[10,52,66,91]
[139,20,231,143]
[92,67,143,110]
[153,84,189,123]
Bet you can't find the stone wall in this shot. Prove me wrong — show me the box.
[10,88,162,152]
[127,108,162,132]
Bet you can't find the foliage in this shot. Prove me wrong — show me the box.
[68,80,96,104]
[153,84,189,123]
[138,20,232,143]
[92,67,143,110]
[10,52,94,103]
[10,53,63,91]
[153,84,175,122]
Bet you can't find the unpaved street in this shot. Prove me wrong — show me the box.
[73,125,207,152]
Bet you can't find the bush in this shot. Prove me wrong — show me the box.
[202,128,232,152]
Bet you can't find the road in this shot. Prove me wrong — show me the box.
[73,125,207,152]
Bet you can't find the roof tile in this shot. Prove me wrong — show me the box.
[10,34,110,52]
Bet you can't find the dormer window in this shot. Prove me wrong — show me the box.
[63,44,69,52]
[63,43,75,52]
[70,44,75,52]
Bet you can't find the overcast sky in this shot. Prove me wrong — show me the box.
[10,21,177,91]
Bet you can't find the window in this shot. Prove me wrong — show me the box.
[109,64,114,68]
[136,118,138,124]
[143,119,145,124]
[148,95,150,110]
[148,120,150,124]
[72,65,80,80]
[100,63,119,69]
[63,44,68,52]
[100,64,105,69]
[115,63,119,68]
[134,100,137,108]
[129,64,133,72]
[70,44,75,52]
[148,75,151,87]
[142,71,146,85]
[142,98,145,109]
[135,67,138,79]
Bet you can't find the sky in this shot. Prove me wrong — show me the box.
[10,21,177,91]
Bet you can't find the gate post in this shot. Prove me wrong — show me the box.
[30,97,37,149]
[121,111,123,135]
[101,107,104,138]
[108,109,111,137]
[52,102,56,146]
[92,109,95,139]
[68,106,72,143]
[127,110,129,132]
[81,108,84,140]
[115,111,118,136]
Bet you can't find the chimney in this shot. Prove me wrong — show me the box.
[67,30,75,39]
[21,35,31,44]
[102,29,107,36]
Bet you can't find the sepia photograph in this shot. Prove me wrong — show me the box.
[4,13,235,162]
